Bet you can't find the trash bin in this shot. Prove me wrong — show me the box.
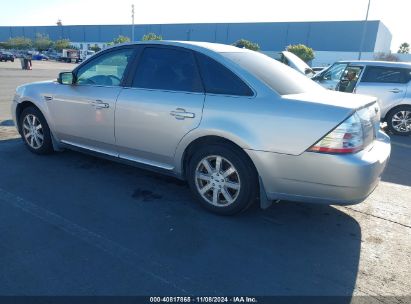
[20,58,25,70]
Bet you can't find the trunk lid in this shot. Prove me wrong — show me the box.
[283,90,380,152]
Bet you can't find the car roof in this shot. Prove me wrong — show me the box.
[336,60,411,68]
[115,40,249,54]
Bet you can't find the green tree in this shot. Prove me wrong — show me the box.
[398,42,410,54]
[54,39,71,52]
[0,42,10,49]
[286,44,315,63]
[89,45,101,52]
[232,39,260,51]
[141,32,162,41]
[112,35,130,44]
[6,37,32,50]
[33,33,53,52]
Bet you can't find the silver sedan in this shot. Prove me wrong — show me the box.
[11,41,391,215]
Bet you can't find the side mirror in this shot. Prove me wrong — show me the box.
[312,73,322,81]
[58,72,75,85]
[304,68,315,77]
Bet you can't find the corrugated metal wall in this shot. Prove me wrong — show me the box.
[0,20,391,52]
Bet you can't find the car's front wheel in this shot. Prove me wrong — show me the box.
[187,144,258,215]
[386,105,411,136]
[19,106,54,154]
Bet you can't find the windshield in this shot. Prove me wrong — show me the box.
[222,51,323,95]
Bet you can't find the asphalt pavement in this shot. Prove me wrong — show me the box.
[0,61,410,301]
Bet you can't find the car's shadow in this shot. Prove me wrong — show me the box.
[380,131,411,187]
[0,140,360,298]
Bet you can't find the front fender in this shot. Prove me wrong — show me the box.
[13,81,57,127]
[14,81,59,138]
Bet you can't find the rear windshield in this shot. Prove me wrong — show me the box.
[222,51,322,95]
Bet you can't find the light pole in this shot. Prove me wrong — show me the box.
[131,4,135,42]
[358,0,371,60]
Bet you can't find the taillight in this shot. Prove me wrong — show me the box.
[308,113,364,154]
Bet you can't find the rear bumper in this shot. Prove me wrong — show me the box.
[246,130,391,205]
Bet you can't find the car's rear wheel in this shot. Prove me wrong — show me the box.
[386,105,411,136]
[19,106,53,154]
[187,144,258,215]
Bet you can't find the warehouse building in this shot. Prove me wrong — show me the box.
[0,20,393,66]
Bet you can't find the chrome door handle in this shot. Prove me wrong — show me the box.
[91,100,109,109]
[170,108,195,119]
[389,88,403,93]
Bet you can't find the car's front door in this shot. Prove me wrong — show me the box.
[115,46,205,169]
[336,65,364,93]
[355,66,409,117]
[313,62,348,90]
[49,47,135,154]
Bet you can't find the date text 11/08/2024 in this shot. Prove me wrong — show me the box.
[149,297,257,303]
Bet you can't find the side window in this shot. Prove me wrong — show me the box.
[322,63,348,81]
[132,47,203,93]
[196,53,254,96]
[76,48,134,86]
[361,66,409,84]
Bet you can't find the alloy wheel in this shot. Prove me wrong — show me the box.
[22,114,44,149]
[195,155,241,207]
[391,110,411,133]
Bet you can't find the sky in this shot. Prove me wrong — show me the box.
[0,0,410,52]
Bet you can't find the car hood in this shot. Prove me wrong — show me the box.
[282,51,315,77]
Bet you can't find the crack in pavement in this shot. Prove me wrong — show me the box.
[342,206,411,229]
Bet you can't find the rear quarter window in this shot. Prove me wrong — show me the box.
[223,51,322,95]
[195,53,254,96]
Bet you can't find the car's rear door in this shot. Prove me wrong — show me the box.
[115,45,205,169]
[49,47,136,154]
[355,66,409,117]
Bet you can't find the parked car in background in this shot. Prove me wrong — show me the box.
[312,60,411,135]
[0,51,15,62]
[12,51,24,58]
[32,53,49,61]
[312,66,328,73]
[273,51,315,77]
[11,41,390,215]
[44,51,60,60]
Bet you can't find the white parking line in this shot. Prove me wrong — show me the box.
[391,141,411,149]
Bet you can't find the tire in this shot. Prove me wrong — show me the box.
[386,105,411,136]
[187,144,258,215]
[19,106,54,154]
